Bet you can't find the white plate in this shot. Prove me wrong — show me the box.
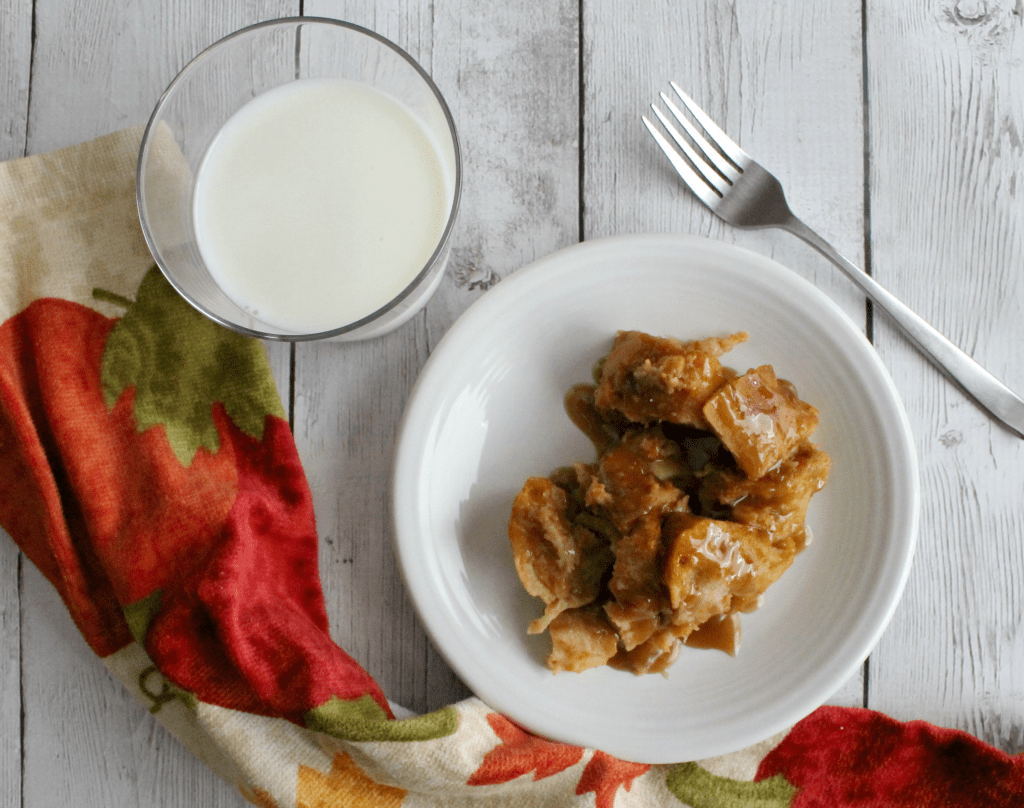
[392,233,919,763]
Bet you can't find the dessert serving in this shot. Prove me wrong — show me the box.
[508,330,831,676]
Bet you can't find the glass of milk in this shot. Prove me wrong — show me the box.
[137,18,461,341]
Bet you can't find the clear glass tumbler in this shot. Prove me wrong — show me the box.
[137,17,461,341]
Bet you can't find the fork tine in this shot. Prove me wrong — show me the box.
[669,82,748,167]
[649,105,729,196]
[642,115,722,207]
[658,92,740,183]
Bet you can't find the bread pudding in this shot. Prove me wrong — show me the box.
[508,330,830,675]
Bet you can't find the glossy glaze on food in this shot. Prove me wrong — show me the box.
[508,330,830,675]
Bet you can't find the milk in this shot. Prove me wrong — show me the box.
[192,78,452,334]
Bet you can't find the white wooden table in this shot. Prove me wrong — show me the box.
[2,1,1022,804]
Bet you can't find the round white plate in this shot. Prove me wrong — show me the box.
[392,233,919,763]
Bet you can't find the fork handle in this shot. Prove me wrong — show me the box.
[783,216,1024,439]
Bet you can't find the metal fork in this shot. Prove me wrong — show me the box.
[643,82,1024,439]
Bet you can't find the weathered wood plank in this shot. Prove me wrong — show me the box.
[584,0,870,322]
[0,536,21,808]
[865,0,1024,751]
[0,1,33,803]
[20,4,295,805]
[21,565,246,806]
[0,0,31,158]
[584,0,868,708]
[297,0,580,714]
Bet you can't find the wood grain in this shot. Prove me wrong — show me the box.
[865,0,1024,750]
[299,0,580,714]
[0,0,33,803]
[584,0,869,707]
[0,0,31,159]
[584,0,870,320]
[0,534,20,808]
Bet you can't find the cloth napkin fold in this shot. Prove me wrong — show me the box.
[1,129,1021,808]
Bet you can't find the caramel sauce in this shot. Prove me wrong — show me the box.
[564,383,620,455]
[683,613,740,655]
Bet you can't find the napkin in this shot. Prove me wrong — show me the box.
[1,130,1022,808]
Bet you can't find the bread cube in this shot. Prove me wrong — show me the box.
[702,365,818,479]
[662,513,778,630]
[508,477,613,633]
[594,330,747,427]
[547,608,619,673]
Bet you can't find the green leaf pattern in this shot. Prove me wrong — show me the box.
[666,761,796,808]
[305,695,460,743]
[100,267,285,466]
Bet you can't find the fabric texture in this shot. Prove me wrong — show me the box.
[0,128,1021,808]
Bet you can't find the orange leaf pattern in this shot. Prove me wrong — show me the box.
[576,750,651,808]
[298,751,407,808]
[467,713,585,785]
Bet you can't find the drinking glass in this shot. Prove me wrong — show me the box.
[137,17,461,341]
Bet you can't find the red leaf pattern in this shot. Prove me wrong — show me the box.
[757,706,1024,807]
